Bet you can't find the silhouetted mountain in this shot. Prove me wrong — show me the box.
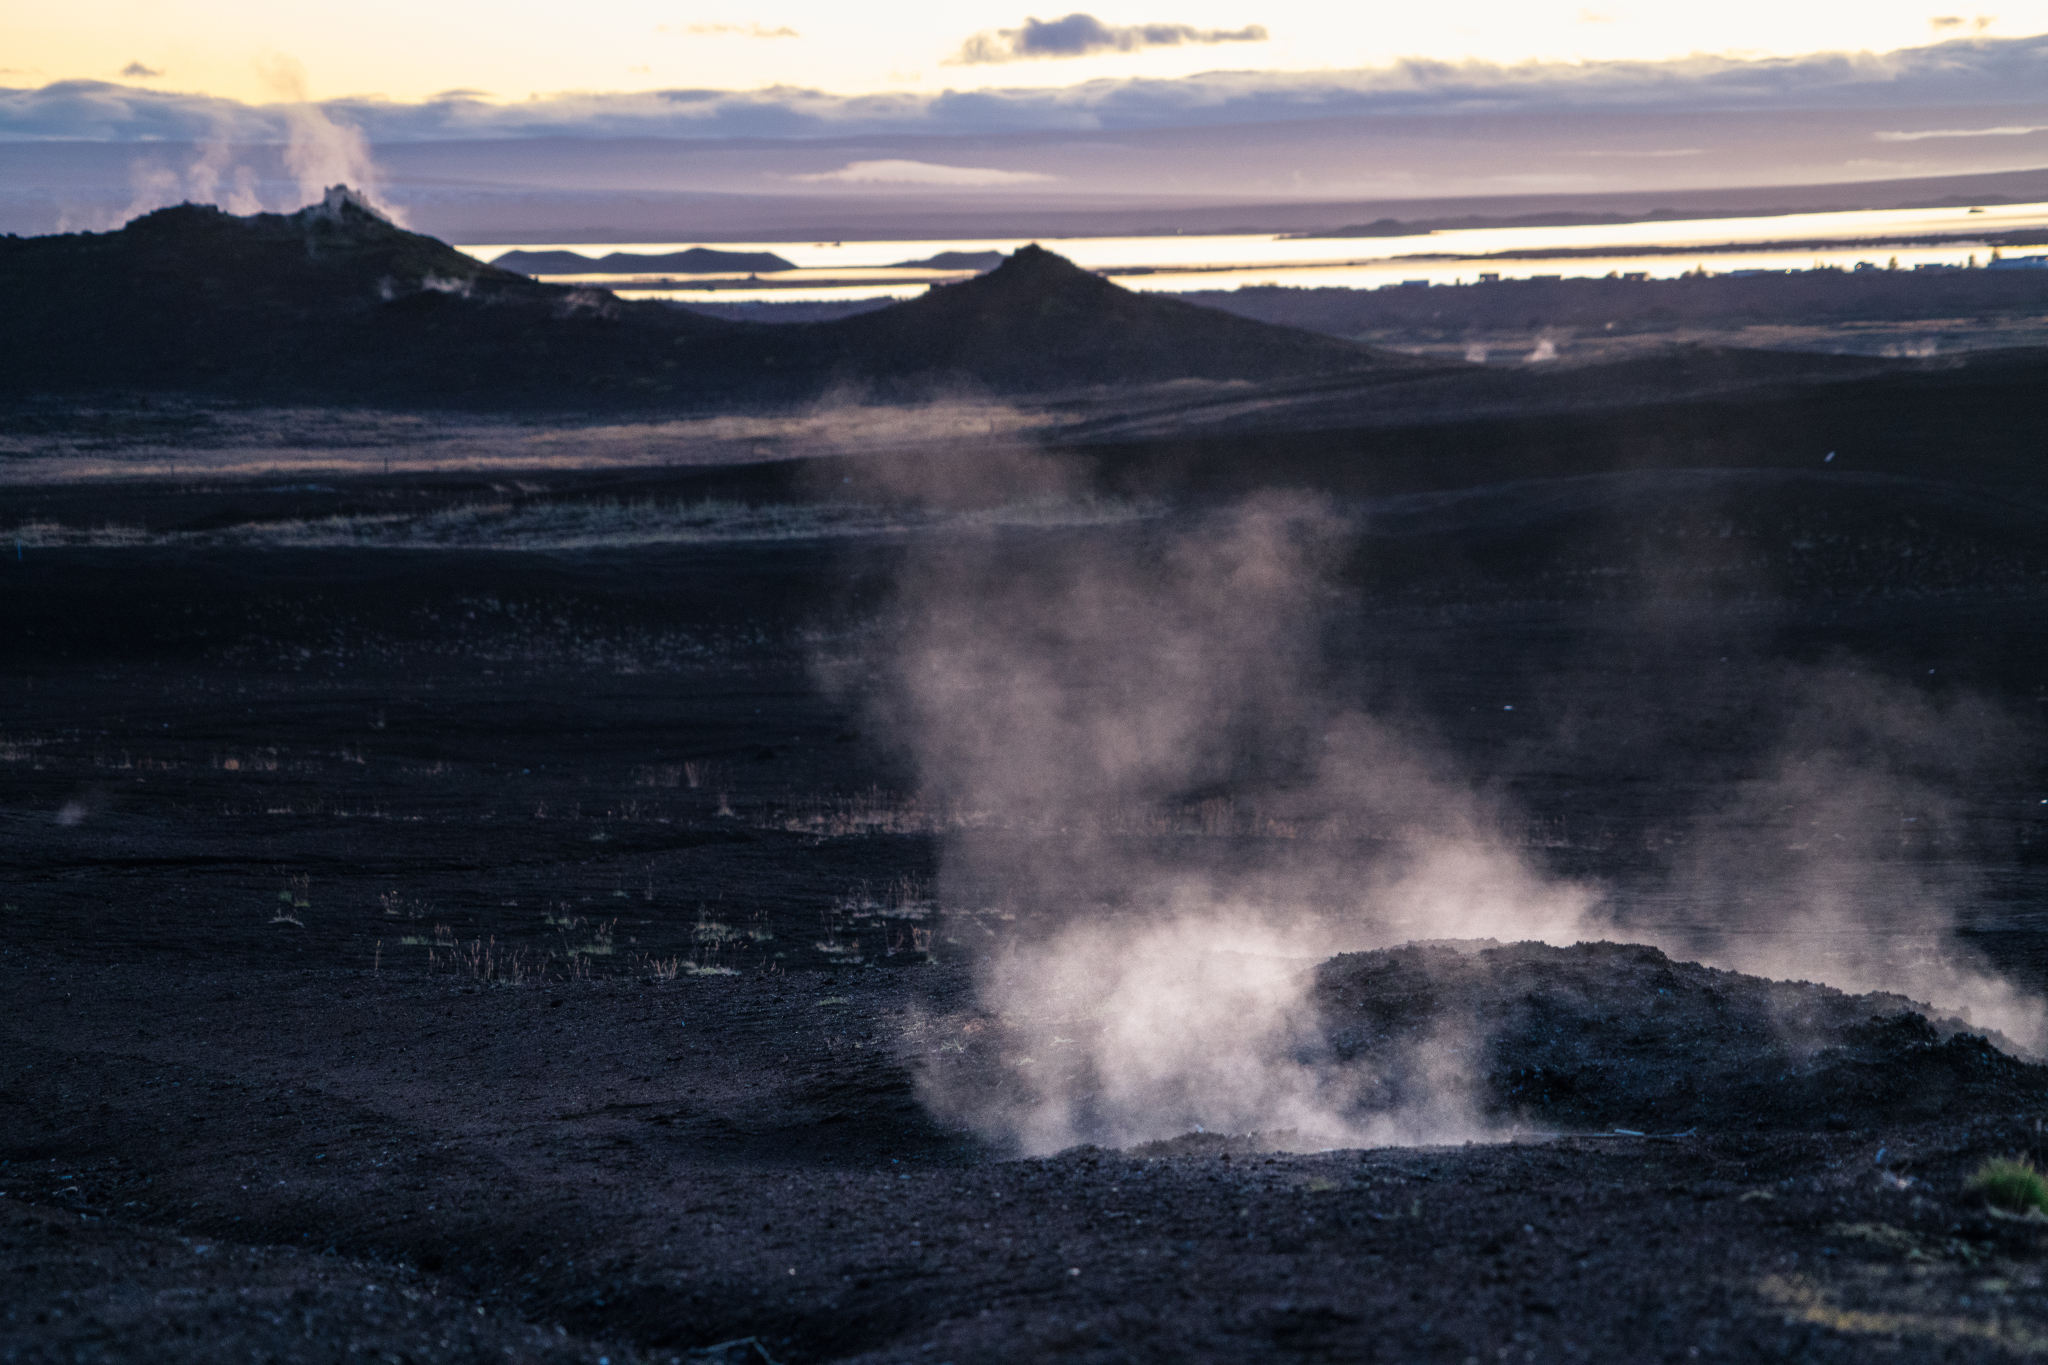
[788,245,1413,392]
[0,191,733,403]
[492,247,797,275]
[0,195,1409,406]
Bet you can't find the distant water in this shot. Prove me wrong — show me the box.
[461,199,2048,303]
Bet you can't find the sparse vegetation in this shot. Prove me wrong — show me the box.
[6,495,1155,553]
[380,891,429,923]
[267,875,312,927]
[431,934,580,984]
[1965,1158,2048,1214]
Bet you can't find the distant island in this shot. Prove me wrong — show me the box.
[490,247,798,275]
[889,250,1008,272]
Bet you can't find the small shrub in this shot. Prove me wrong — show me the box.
[1965,1158,2048,1214]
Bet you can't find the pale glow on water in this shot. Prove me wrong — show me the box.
[614,285,933,304]
[461,199,2048,302]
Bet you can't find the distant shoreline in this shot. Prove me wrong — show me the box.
[1377,229,2048,264]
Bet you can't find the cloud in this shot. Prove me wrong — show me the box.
[952,12,1268,64]
[119,62,163,80]
[788,158,1053,184]
[1875,122,2048,138]
[669,22,799,37]
[6,34,2048,144]
[1929,14,1996,32]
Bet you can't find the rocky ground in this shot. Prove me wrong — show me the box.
[9,953,2048,1364]
[4,456,2048,1361]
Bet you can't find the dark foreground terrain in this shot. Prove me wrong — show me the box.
[11,957,2048,1365]
[5,430,2048,1361]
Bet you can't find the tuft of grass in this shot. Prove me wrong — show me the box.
[1965,1158,2048,1214]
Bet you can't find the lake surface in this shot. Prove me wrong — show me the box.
[461,198,2048,302]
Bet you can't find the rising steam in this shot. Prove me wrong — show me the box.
[88,57,399,230]
[260,56,400,223]
[1652,667,2046,1050]
[854,468,2043,1155]
[866,491,1605,1153]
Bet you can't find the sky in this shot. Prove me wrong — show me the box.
[5,4,2048,236]
[5,1,2046,110]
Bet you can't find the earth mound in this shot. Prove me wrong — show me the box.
[1316,941,2047,1134]
[0,188,731,402]
[5,189,560,319]
[805,243,1420,392]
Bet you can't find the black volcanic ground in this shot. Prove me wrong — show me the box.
[4,200,2048,1363]
[7,447,2048,1362]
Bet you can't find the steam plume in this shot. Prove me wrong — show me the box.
[1651,667,2045,1050]
[90,57,397,229]
[868,491,1603,1153]
[850,465,2044,1154]
[259,56,401,223]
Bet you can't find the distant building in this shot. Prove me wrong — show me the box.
[1478,272,1501,283]
[306,183,389,224]
[1399,279,1429,288]
[1987,255,2048,271]
[1621,271,1648,281]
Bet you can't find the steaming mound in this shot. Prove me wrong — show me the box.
[0,189,732,402]
[800,244,1418,392]
[1315,941,2045,1135]
[920,938,2047,1157]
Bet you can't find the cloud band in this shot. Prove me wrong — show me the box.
[788,158,1054,184]
[952,12,1269,64]
[4,34,2047,144]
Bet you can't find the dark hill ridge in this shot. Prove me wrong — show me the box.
[0,191,1405,406]
[796,244,1420,392]
[0,192,733,403]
